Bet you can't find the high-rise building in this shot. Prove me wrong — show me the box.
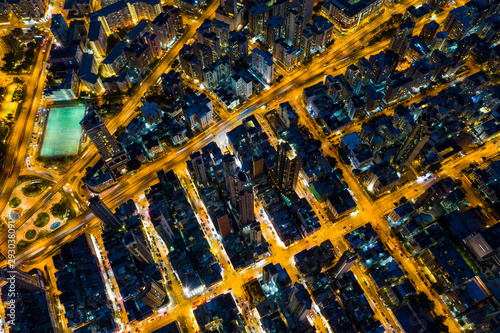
[396,109,432,169]
[228,171,238,207]
[228,31,248,61]
[194,42,214,67]
[301,16,334,57]
[101,0,120,7]
[213,19,230,49]
[297,0,314,24]
[238,183,254,227]
[215,210,231,238]
[285,10,304,49]
[248,3,268,37]
[273,38,298,71]
[230,170,247,206]
[288,283,312,322]
[152,12,175,49]
[419,21,440,45]
[89,1,133,34]
[163,5,183,33]
[275,141,301,191]
[0,0,11,23]
[123,232,154,264]
[430,31,448,51]
[197,25,222,60]
[388,20,415,57]
[442,6,472,41]
[138,278,167,308]
[330,251,356,278]
[221,0,237,16]
[273,0,287,18]
[50,14,68,46]
[223,153,237,192]
[79,53,106,95]
[190,151,209,187]
[427,0,451,10]
[80,109,129,177]
[251,48,274,84]
[0,268,43,291]
[88,20,107,58]
[129,0,162,23]
[87,196,123,230]
[161,70,184,99]
[322,0,384,31]
[249,222,262,246]
[264,15,283,49]
[9,0,47,20]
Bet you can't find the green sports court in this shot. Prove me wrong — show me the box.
[40,105,86,156]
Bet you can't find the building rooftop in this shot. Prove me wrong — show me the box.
[328,0,382,18]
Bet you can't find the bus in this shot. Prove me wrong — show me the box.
[8,165,14,177]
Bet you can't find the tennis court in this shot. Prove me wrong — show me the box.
[41,105,85,156]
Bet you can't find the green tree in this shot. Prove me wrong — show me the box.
[34,212,50,228]
[9,197,21,208]
[51,199,68,219]
[25,229,37,240]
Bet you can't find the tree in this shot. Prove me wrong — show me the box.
[51,199,69,219]
[428,162,442,174]
[388,13,404,27]
[115,125,125,135]
[335,169,343,177]
[412,293,435,311]
[431,315,448,333]
[1,51,15,72]
[126,158,142,172]
[9,197,21,208]
[430,282,444,295]
[399,196,408,205]
[326,156,338,168]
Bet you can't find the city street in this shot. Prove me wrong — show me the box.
[3,0,492,331]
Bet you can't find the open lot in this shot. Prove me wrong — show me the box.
[40,105,85,156]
